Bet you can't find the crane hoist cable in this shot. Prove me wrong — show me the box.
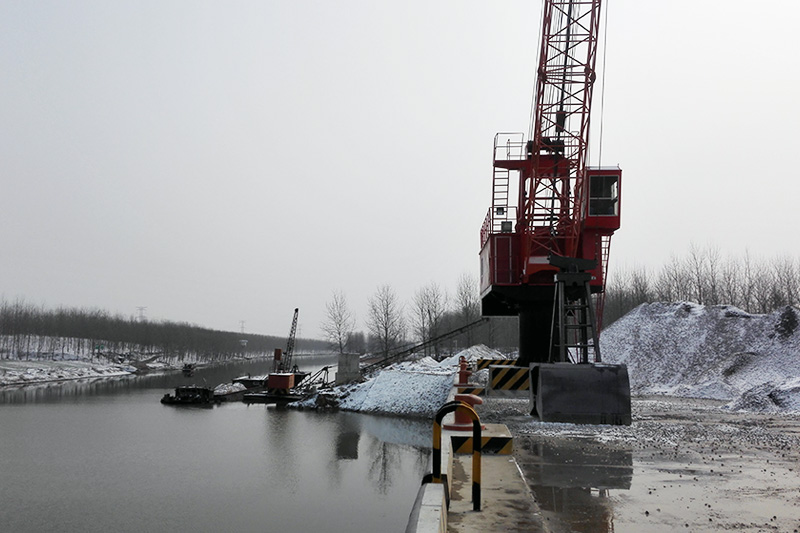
[596,0,611,167]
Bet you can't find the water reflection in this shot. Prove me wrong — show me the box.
[0,359,430,533]
[362,415,430,495]
[299,411,432,497]
[365,433,429,496]
[335,413,360,460]
[517,436,632,533]
[359,413,432,449]
[225,402,431,505]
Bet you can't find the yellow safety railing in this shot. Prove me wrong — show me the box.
[425,400,482,512]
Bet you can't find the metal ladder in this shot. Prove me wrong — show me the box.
[492,167,510,217]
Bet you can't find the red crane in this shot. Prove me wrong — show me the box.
[479,0,630,425]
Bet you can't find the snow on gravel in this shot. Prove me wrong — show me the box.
[480,396,800,452]
[300,301,800,419]
[338,369,454,417]
[439,344,513,387]
[295,345,508,418]
[213,382,247,395]
[437,344,511,366]
[601,302,800,413]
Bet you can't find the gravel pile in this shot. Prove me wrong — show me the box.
[293,345,508,418]
[601,303,800,413]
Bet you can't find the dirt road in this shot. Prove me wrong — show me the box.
[478,396,800,532]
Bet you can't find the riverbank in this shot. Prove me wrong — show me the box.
[0,354,272,387]
[0,358,137,386]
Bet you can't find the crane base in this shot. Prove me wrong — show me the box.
[529,363,631,426]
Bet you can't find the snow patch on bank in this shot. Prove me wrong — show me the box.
[295,345,507,418]
[0,358,135,385]
[338,369,453,417]
[602,303,800,413]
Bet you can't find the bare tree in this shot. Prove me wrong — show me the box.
[347,331,367,354]
[322,290,355,355]
[653,262,676,302]
[454,273,481,345]
[704,245,722,305]
[455,274,480,323]
[752,268,774,313]
[411,283,448,357]
[366,285,405,357]
[719,256,742,308]
[772,256,799,308]
[687,243,707,304]
[629,265,652,304]
[740,249,756,312]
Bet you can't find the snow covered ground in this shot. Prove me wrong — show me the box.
[294,345,510,418]
[300,303,800,419]
[602,302,800,413]
[0,333,264,386]
[0,357,136,386]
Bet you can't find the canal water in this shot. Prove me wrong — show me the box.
[0,355,431,532]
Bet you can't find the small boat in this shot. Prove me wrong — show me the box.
[182,364,195,376]
[161,386,217,405]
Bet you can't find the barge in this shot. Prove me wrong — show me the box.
[161,386,217,405]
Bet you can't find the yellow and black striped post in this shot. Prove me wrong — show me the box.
[456,386,486,396]
[451,434,513,455]
[489,365,530,392]
[432,400,482,511]
[476,358,518,371]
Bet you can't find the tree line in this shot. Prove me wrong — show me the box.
[322,274,519,358]
[324,248,800,358]
[603,245,800,326]
[20,245,785,363]
[0,300,327,361]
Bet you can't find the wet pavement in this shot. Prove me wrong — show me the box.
[481,396,800,532]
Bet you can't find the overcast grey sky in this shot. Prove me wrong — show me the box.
[2,1,798,338]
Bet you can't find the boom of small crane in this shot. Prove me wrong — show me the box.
[283,307,299,373]
[479,0,630,425]
[272,308,299,374]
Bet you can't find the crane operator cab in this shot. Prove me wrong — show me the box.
[586,167,622,225]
